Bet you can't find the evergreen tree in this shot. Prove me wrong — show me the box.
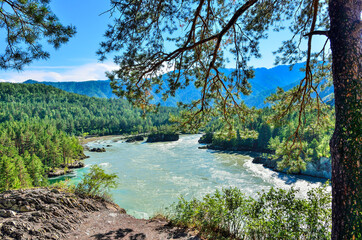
[257,123,272,149]
[27,154,45,187]
[0,0,76,70]
[0,155,20,191]
[14,155,32,188]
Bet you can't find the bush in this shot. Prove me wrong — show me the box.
[168,185,331,239]
[50,179,75,193]
[75,165,118,200]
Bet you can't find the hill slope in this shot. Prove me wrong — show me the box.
[0,82,176,135]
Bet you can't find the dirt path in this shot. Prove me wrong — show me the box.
[67,210,200,240]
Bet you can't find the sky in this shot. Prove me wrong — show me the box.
[0,0,328,83]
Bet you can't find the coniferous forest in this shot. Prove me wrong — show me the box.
[0,82,177,190]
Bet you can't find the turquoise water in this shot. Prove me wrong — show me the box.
[61,134,327,219]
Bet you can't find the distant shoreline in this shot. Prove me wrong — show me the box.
[79,134,124,145]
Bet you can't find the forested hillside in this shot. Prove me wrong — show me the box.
[1,82,177,135]
[0,82,177,191]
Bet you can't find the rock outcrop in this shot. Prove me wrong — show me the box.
[47,161,86,178]
[252,156,331,179]
[0,188,120,240]
[125,135,144,143]
[146,133,179,143]
[48,169,72,178]
[0,188,200,240]
[302,157,331,179]
[60,161,85,169]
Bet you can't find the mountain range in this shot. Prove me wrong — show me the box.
[24,63,333,108]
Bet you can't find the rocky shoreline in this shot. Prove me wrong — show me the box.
[251,156,331,179]
[199,144,331,179]
[47,144,90,178]
[0,188,200,240]
[47,161,86,178]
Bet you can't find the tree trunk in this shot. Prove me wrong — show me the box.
[329,0,362,239]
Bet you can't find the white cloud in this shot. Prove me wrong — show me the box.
[0,62,118,83]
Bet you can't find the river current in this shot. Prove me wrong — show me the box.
[59,134,328,219]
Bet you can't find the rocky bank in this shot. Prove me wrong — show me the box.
[252,156,331,179]
[47,161,86,178]
[146,133,179,143]
[0,188,200,240]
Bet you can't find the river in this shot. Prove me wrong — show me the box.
[55,134,328,219]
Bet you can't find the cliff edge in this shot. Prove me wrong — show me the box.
[0,188,199,240]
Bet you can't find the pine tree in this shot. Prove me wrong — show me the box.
[0,155,20,191]
[14,155,32,188]
[0,0,76,70]
[27,154,45,187]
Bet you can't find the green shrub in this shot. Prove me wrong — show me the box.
[50,179,75,193]
[168,185,331,239]
[75,165,118,200]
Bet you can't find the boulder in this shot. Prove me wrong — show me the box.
[90,147,106,152]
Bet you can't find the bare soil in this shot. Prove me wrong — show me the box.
[67,210,200,240]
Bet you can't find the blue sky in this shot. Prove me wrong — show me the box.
[0,0,329,82]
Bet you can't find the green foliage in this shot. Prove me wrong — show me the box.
[0,0,76,70]
[75,165,118,200]
[0,155,20,191]
[0,120,82,191]
[203,105,334,172]
[0,82,177,136]
[50,179,75,193]
[25,153,46,187]
[169,186,331,240]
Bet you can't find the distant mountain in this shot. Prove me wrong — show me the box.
[25,63,331,108]
[24,79,117,98]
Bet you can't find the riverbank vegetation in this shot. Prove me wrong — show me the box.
[198,103,334,172]
[169,186,331,240]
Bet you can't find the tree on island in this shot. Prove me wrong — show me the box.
[98,0,361,238]
[0,0,76,70]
